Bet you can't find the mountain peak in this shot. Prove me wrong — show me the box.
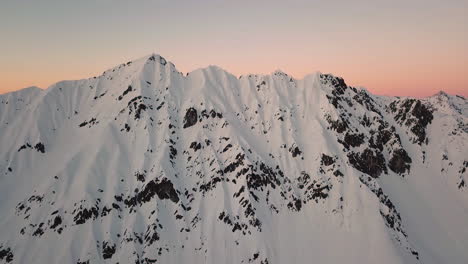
[433,90,449,98]
[0,54,467,264]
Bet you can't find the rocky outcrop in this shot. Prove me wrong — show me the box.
[183,108,198,128]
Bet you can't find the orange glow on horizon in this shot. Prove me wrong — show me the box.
[1,53,466,98]
[1,1,467,97]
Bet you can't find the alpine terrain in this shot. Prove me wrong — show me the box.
[0,54,467,264]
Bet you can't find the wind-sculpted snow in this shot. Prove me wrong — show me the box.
[0,54,467,264]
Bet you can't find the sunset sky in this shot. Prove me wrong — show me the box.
[1,0,467,97]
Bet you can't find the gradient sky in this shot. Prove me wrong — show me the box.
[1,0,467,97]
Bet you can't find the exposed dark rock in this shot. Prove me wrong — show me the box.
[361,114,372,127]
[0,246,13,263]
[34,142,45,153]
[223,153,245,174]
[218,210,260,234]
[348,148,387,178]
[28,195,43,203]
[411,101,433,133]
[287,197,302,211]
[246,162,283,192]
[101,206,111,217]
[200,109,223,120]
[343,133,364,148]
[50,215,62,229]
[189,141,202,151]
[327,118,348,133]
[296,171,311,189]
[289,145,302,158]
[93,92,106,100]
[199,176,222,193]
[333,170,344,177]
[458,161,467,189]
[320,74,349,108]
[135,171,146,182]
[459,179,466,189]
[125,178,179,207]
[17,143,31,152]
[78,118,98,128]
[112,203,120,210]
[73,204,99,225]
[388,149,412,175]
[353,90,381,114]
[134,104,147,119]
[144,223,161,246]
[114,195,123,202]
[321,154,335,166]
[183,108,198,128]
[370,129,394,151]
[32,223,44,236]
[127,96,142,107]
[102,241,116,259]
[169,145,177,160]
[390,99,433,144]
[159,56,167,65]
[222,144,233,153]
[320,74,347,92]
[311,183,330,200]
[117,85,133,100]
[17,142,45,153]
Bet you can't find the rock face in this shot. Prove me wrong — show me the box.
[0,54,467,264]
[390,99,434,144]
[348,148,387,178]
[183,108,198,128]
[125,179,179,207]
[389,149,412,175]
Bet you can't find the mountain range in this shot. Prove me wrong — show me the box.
[0,54,467,264]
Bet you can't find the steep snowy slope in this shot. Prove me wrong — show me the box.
[0,54,467,264]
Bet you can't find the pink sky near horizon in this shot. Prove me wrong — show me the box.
[1,0,467,97]
[2,49,466,98]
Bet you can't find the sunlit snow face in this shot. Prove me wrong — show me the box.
[0,52,466,263]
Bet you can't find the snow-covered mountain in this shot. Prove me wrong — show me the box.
[0,54,467,264]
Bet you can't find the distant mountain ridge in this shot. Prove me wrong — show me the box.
[0,54,467,264]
